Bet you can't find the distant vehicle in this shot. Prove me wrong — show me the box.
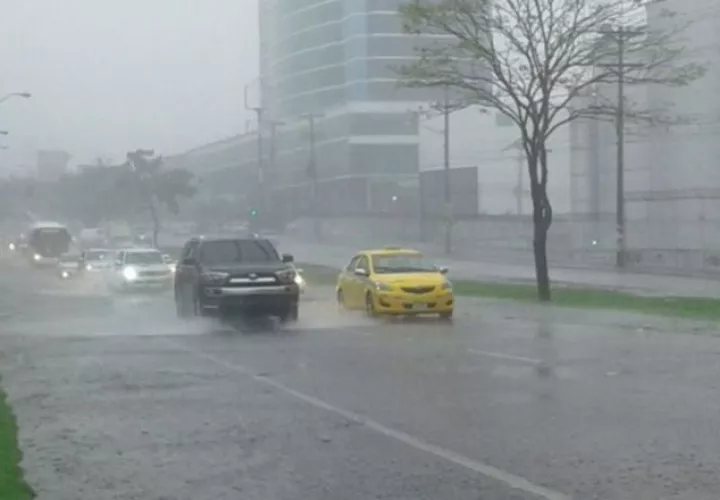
[26,222,72,265]
[57,252,82,279]
[80,248,113,271]
[173,236,299,323]
[78,228,107,249]
[109,248,174,292]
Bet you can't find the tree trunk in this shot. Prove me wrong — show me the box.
[149,203,160,248]
[528,148,553,302]
[532,211,551,301]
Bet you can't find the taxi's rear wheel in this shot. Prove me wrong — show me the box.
[336,289,345,307]
[365,292,378,318]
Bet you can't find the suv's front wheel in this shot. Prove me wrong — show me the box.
[278,303,299,324]
[175,289,192,318]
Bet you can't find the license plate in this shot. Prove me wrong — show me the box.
[412,304,428,310]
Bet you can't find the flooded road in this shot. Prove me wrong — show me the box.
[2,258,720,499]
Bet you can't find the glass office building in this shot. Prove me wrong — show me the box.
[258,0,447,183]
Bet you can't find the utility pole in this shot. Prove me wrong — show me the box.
[245,83,263,230]
[598,26,642,268]
[442,85,452,255]
[303,113,322,240]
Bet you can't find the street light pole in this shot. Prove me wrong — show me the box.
[245,83,263,229]
[442,86,452,255]
[302,113,322,240]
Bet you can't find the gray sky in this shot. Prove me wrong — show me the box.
[0,0,258,171]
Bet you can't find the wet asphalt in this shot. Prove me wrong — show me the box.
[2,257,720,499]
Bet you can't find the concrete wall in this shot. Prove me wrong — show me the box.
[418,105,572,216]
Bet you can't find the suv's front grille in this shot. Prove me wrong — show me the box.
[140,270,169,277]
[227,273,278,286]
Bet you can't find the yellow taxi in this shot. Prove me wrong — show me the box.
[335,247,454,319]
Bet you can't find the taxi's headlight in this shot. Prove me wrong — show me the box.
[441,281,452,290]
[123,266,138,281]
[374,282,392,291]
[275,268,296,284]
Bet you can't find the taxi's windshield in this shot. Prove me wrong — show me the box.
[372,254,438,274]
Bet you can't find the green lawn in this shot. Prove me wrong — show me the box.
[0,382,33,500]
[298,263,720,321]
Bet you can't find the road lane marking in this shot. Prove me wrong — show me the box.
[467,348,542,365]
[164,338,570,500]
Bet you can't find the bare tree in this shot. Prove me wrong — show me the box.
[399,0,704,300]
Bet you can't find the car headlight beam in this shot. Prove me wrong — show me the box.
[123,266,138,281]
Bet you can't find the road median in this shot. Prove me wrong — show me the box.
[0,381,34,500]
[298,262,720,321]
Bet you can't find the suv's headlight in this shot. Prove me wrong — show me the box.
[123,266,138,281]
[374,282,392,291]
[275,268,296,284]
[441,281,452,290]
[200,272,229,284]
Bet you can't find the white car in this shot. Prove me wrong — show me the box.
[108,248,174,291]
[56,253,82,279]
[81,248,114,272]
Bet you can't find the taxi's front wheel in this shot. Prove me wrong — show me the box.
[365,292,378,318]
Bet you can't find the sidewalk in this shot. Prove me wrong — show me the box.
[277,237,720,299]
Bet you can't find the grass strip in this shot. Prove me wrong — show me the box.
[298,263,720,321]
[0,381,34,500]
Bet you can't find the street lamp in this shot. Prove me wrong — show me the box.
[0,92,31,105]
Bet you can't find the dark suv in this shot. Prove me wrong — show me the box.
[174,237,299,322]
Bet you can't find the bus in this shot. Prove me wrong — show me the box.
[26,222,73,265]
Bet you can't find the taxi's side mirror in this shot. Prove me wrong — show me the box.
[354,268,369,277]
[439,267,449,274]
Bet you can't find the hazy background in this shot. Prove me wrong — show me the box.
[0,0,258,170]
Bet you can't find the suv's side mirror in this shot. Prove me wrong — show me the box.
[282,253,294,263]
[182,257,196,266]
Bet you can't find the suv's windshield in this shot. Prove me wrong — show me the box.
[200,240,278,264]
[125,251,163,264]
[372,254,438,274]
